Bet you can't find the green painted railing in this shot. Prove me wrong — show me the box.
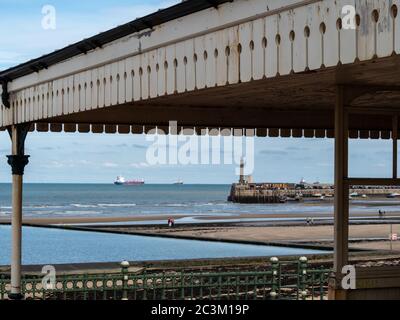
[0,257,331,300]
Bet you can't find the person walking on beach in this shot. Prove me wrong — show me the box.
[168,218,175,227]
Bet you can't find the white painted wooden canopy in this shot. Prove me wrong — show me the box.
[1,0,400,138]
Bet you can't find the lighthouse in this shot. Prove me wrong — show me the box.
[239,158,246,184]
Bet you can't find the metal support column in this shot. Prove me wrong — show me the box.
[393,116,398,179]
[329,86,349,300]
[6,124,30,300]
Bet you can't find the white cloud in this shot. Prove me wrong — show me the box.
[130,162,150,168]
[39,159,92,168]
[102,162,119,168]
[316,162,333,167]
[0,51,32,67]
[42,161,64,168]
[77,160,92,165]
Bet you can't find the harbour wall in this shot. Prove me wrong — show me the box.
[228,183,400,204]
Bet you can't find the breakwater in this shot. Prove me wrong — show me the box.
[228,183,400,204]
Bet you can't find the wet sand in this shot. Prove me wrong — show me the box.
[90,223,400,252]
[106,224,400,243]
[0,210,400,225]
[350,241,400,251]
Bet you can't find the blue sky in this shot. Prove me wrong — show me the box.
[0,1,393,184]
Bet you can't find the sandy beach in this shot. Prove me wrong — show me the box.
[1,209,400,226]
[125,224,400,242]
[86,223,400,252]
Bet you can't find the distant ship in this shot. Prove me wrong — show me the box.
[173,179,184,185]
[114,176,145,185]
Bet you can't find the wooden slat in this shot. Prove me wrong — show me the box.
[268,128,279,137]
[105,124,117,134]
[315,129,325,138]
[118,125,131,134]
[0,123,394,143]
[91,124,104,133]
[256,128,267,137]
[359,130,370,139]
[63,124,76,133]
[132,125,144,134]
[78,124,90,133]
[36,123,49,132]
[304,129,315,138]
[370,130,380,139]
[292,129,303,138]
[50,123,62,132]
[381,130,391,140]
[28,123,35,132]
[280,129,291,138]
[326,129,334,138]
[349,130,359,139]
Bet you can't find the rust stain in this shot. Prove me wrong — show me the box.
[358,2,372,36]
[378,15,391,33]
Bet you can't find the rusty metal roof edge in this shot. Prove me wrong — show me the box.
[0,0,232,82]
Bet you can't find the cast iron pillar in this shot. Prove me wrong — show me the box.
[6,124,30,300]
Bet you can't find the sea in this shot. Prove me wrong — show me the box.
[0,183,397,221]
[0,183,396,265]
[0,225,328,265]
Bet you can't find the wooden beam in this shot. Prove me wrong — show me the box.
[333,85,349,278]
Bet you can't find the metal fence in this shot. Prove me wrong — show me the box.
[0,257,331,300]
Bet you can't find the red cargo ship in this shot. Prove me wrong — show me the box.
[114,176,145,185]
